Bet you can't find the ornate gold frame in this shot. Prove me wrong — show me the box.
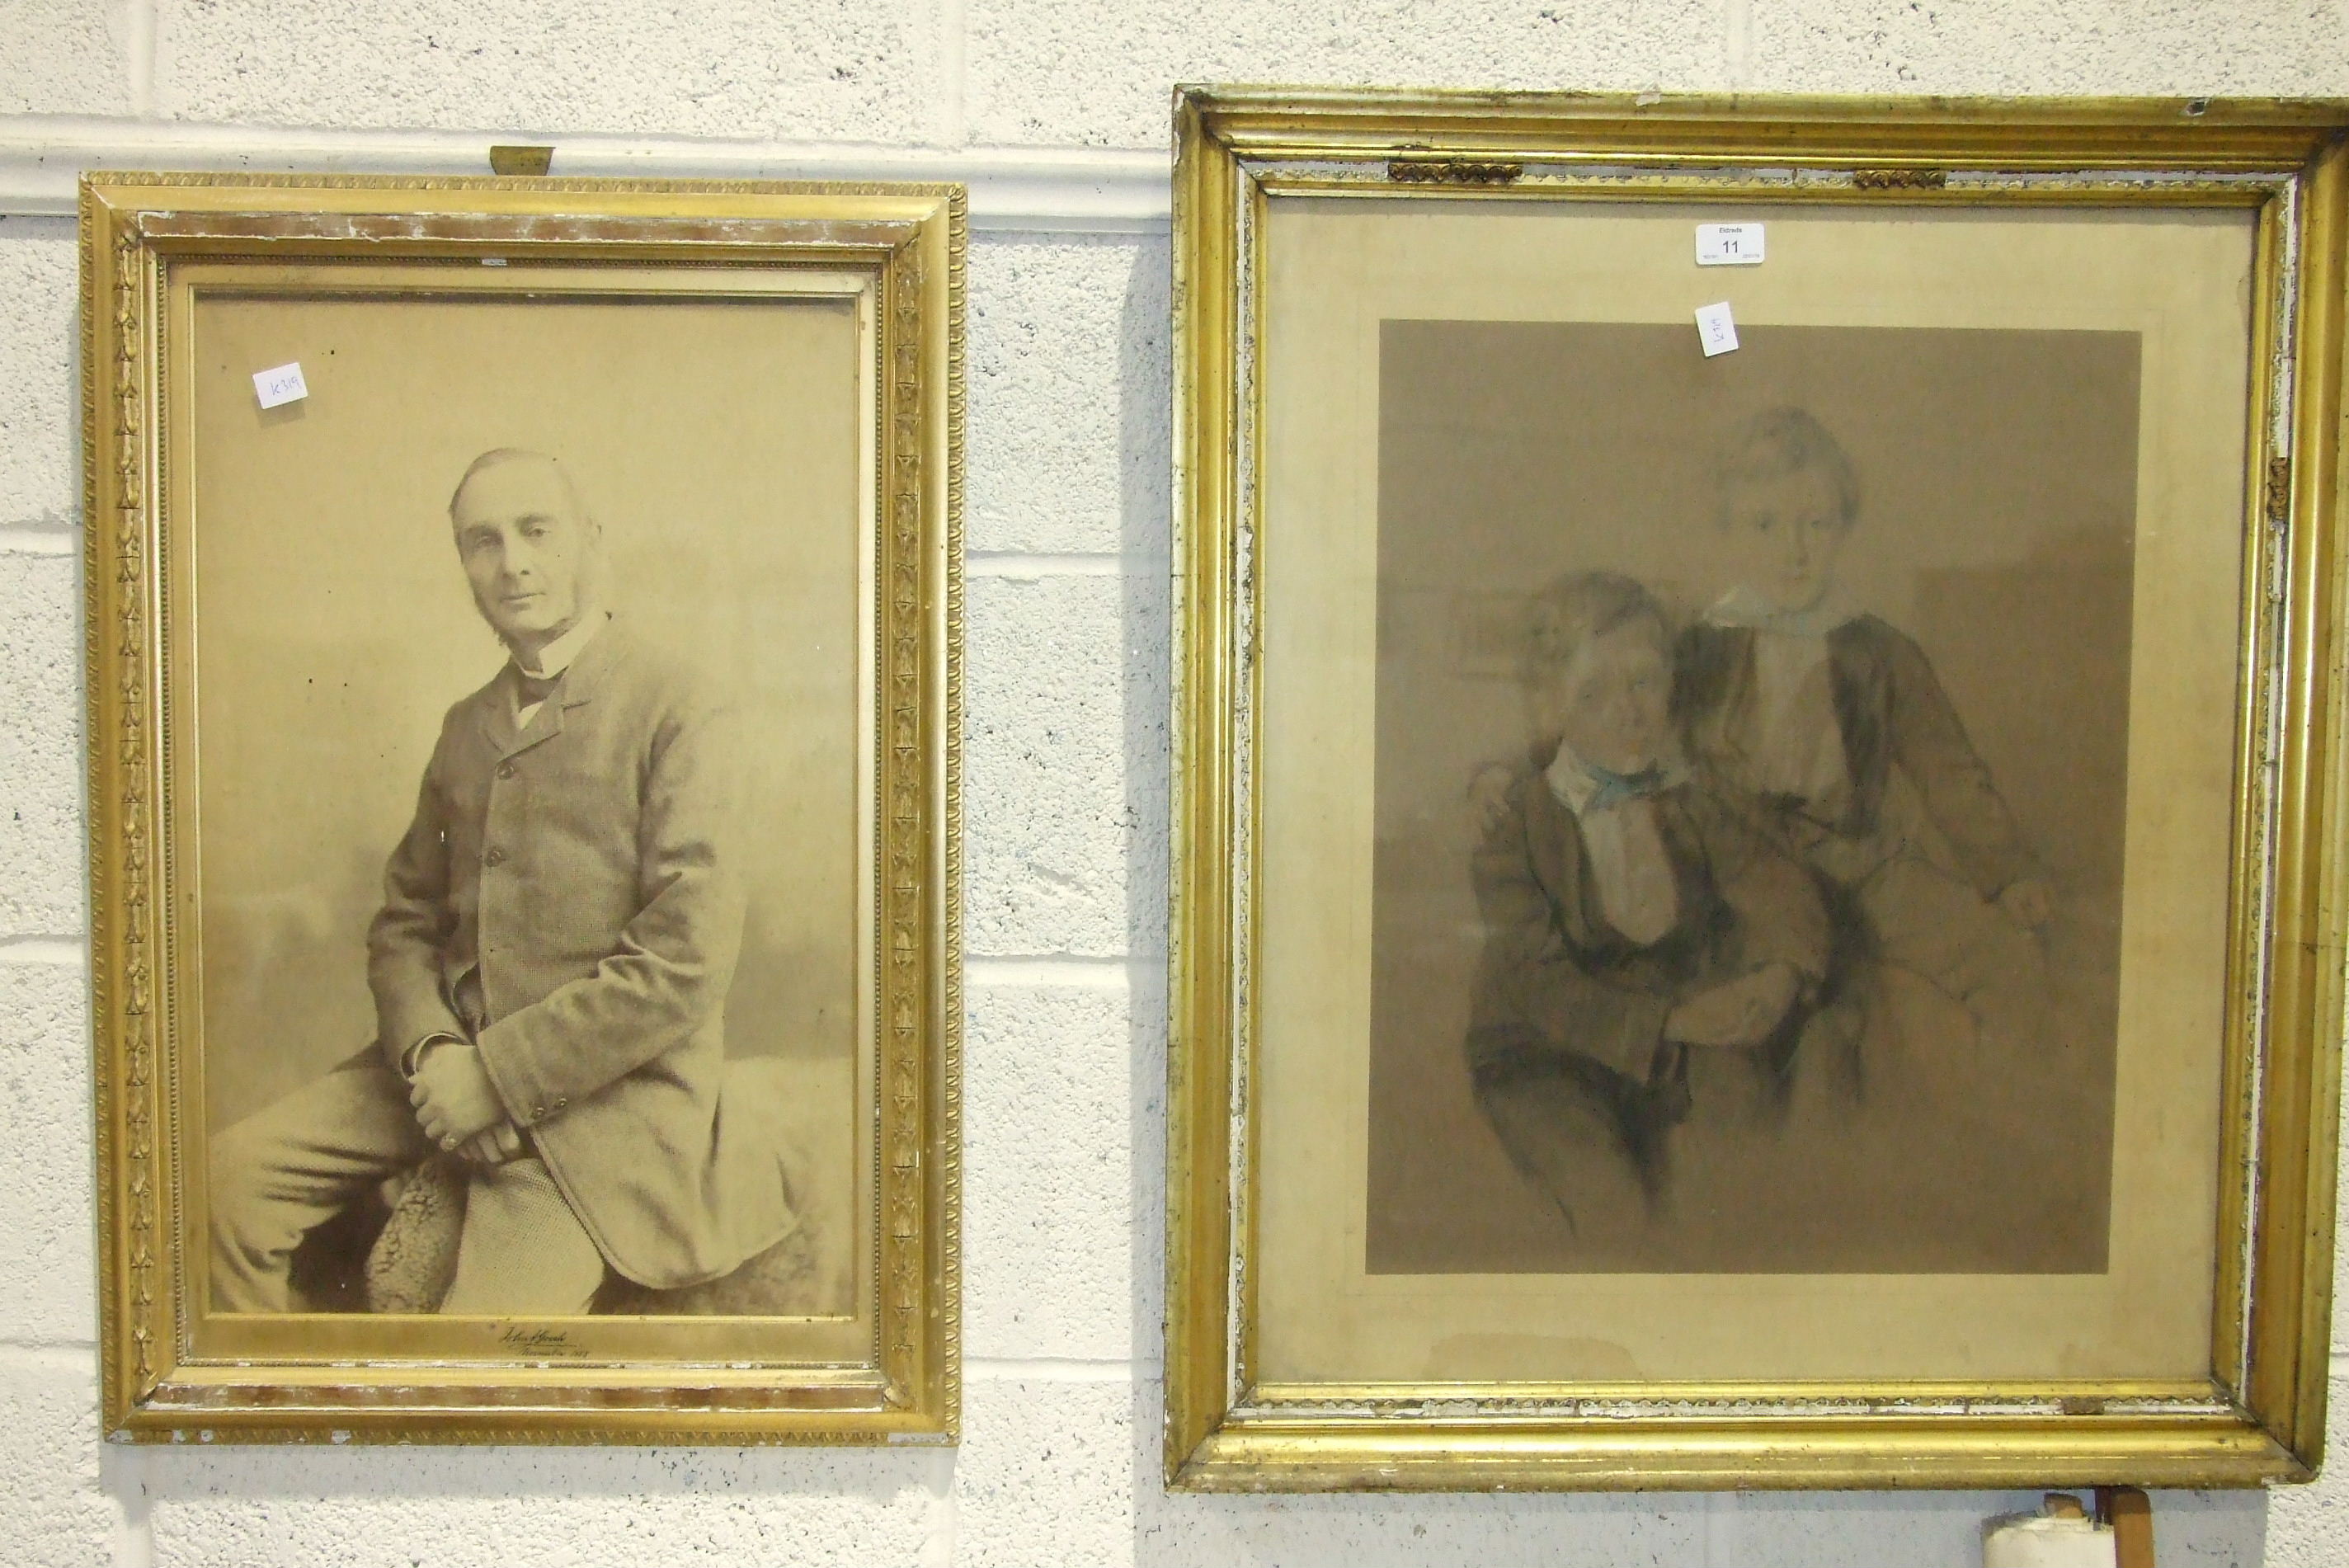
[84,174,962,1443]
[1166,90,2349,1490]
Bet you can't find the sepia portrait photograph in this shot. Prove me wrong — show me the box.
[194,294,864,1328]
[87,177,960,1442]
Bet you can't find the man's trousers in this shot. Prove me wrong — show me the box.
[209,1049,607,1315]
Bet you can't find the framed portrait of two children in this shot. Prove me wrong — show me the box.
[1166,91,2349,1489]
[84,175,961,1442]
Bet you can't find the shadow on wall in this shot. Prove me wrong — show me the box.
[1120,234,1177,1436]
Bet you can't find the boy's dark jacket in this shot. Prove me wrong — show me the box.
[1465,751,1829,1093]
[1673,614,2038,899]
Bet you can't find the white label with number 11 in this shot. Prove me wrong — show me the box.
[1697,223,1764,266]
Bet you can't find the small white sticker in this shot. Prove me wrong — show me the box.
[1695,301,1739,357]
[252,361,308,409]
[1697,222,1764,266]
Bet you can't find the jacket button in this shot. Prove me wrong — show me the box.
[532,1104,547,1121]
[496,761,515,779]
[553,1096,567,1111]
[483,847,506,867]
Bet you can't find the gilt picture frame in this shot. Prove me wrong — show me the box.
[84,173,961,1443]
[1165,90,2349,1490]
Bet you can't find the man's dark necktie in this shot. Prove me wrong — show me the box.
[515,669,560,707]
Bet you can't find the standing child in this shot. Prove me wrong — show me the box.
[1673,407,2053,1065]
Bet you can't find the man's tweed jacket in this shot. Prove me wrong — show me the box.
[368,616,791,1289]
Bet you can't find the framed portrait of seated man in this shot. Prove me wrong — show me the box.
[1165,90,2349,1490]
[83,174,961,1443]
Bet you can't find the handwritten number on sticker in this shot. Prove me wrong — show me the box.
[252,362,308,409]
[1696,302,1739,357]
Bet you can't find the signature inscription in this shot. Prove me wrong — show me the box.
[497,1324,588,1358]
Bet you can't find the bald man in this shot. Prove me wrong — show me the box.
[209,449,793,1315]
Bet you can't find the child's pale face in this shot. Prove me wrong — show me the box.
[1542,620,1671,775]
[1721,465,1851,613]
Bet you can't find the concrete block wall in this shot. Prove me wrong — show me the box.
[4,1,2349,1562]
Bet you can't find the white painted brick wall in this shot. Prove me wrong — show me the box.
[964,982,1156,1362]
[0,963,97,1344]
[0,0,131,115]
[0,1350,117,1567]
[965,570,1167,960]
[966,236,1169,559]
[0,221,81,530]
[5,1,2349,1562]
[152,0,943,142]
[0,550,85,939]
[1743,2,2349,96]
[964,0,1727,148]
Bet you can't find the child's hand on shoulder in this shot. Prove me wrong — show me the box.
[1466,763,1514,841]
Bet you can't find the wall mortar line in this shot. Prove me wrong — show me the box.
[1725,0,1754,89]
[1703,1486,1736,1566]
[0,517,80,553]
[916,1451,958,1568]
[107,1446,152,1568]
[966,549,1131,577]
[0,936,90,964]
[125,0,158,119]
[966,1354,1137,1382]
[964,955,1146,988]
[938,0,970,149]
[0,1342,100,1368]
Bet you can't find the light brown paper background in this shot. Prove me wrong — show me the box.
[181,280,867,1339]
[1368,320,2135,1276]
[1254,197,2253,1386]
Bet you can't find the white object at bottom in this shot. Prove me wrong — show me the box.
[1983,1515,2119,1568]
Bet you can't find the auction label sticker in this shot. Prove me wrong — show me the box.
[1695,301,1739,357]
[252,361,308,409]
[1697,223,1764,266]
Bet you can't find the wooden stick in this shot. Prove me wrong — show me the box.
[2096,1486,2154,1568]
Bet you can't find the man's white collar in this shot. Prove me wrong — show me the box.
[512,610,610,681]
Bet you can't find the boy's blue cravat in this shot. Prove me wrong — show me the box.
[1582,761,1668,814]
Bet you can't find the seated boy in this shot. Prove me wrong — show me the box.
[1466,570,1830,1228]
